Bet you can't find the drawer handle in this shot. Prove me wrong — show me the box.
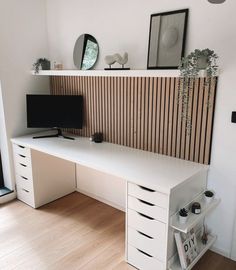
[22,188,29,193]
[21,176,28,180]
[18,145,25,149]
[137,231,153,239]
[19,163,27,168]
[137,249,153,258]
[138,212,154,220]
[138,199,154,206]
[138,185,155,192]
[19,154,26,158]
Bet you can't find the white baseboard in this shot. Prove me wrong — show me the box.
[76,188,125,212]
[210,245,230,258]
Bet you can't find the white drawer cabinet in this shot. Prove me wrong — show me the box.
[127,182,168,269]
[12,143,76,208]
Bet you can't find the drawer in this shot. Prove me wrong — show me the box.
[15,174,33,192]
[128,209,166,239]
[127,245,165,270]
[13,152,32,168]
[128,227,165,262]
[128,195,167,223]
[13,143,31,158]
[15,162,33,180]
[17,185,35,207]
[128,182,168,209]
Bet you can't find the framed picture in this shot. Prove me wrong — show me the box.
[147,9,189,69]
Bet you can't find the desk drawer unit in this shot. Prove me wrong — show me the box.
[127,182,168,270]
[127,245,165,270]
[13,144,35,207]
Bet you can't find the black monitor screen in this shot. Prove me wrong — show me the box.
[27,95,83,129]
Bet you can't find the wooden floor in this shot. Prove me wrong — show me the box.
[0,193,235,270]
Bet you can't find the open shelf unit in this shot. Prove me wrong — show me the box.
[171,193,220,233]
[169,234,217,270]
[31,69,180,77]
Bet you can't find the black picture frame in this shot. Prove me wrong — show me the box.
[147,9,189,70]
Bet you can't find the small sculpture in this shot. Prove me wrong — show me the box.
[105,52,128,69]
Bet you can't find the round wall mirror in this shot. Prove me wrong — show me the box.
[73,34,99,70]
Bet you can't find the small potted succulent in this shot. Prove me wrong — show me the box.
[204,190,214,204]
[33,58,51,74]
[179,208,188,224]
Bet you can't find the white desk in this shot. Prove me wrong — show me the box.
[11,132,215,270]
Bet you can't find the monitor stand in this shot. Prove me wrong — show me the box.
[33,128,75,140]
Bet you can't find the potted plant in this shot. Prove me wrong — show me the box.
[33,58,51,74]
[204,190,214,203]
[179,208,188,224]
[178,49,219,131]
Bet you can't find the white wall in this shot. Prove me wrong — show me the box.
[46,0,236,258]
[0,0,50,191]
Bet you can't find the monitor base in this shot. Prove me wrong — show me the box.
[33,129,75,140]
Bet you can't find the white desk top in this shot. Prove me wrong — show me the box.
[11,132,208,194]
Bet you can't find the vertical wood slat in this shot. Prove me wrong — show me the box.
[50,76,217,165]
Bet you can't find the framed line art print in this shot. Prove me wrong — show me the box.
[147,9,189,69]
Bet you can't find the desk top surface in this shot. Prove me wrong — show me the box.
[11,132,208,194]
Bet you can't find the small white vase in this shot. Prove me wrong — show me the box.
[179,215,188,224]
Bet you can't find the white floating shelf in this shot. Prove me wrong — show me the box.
[169,234,217,270]
[31,69,180,77]
[171,194,220,234]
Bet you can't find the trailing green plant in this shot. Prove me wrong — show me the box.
[178,49,219,134]
[33,58,50,74]
[179,208,188,217]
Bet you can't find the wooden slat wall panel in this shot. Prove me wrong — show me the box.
[50,76,217,165]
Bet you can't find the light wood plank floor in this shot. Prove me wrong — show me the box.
[0,192,235,270]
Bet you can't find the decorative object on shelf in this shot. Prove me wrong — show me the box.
[204,190,214,203]
[104,52,130,70]
[191,202,201,214]
[201,224,209,245]
[178,48,219,132]
[90,132,103,143]
[147,9,188,69]
[33,58,51,74]
[53,61,63,70]
[175,228,199,269]
[208,0,226,3]
[73,34,99,70]
[179,208,188,224]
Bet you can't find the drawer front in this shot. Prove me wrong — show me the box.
[128,227,165,262]
[15,162,33,180]
[13,152,31,168]
[128,195,167,223]
[127,245,165,270]
[15,174,33,192]
[128,182,168,209]
[128,209,166,239]
[13,143,31,157]
[16,185,34,207]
